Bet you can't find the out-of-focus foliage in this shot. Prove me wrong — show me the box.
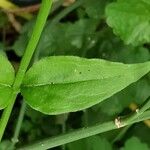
[0,0,150,149]
[67,136,112,150]
[121,137,149,150]
[67,136,149,150]
[106,0,150,46]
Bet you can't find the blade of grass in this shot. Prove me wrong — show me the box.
[19,110,150,150]
[0,0,53,141]
[10,101,26,148]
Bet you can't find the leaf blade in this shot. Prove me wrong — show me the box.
[105,0,150,45]
[21,56,150,115]
[0,54,15,109]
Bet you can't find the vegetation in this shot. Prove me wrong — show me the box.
[0,0,150,149]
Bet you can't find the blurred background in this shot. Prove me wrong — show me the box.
[0,0,150,149]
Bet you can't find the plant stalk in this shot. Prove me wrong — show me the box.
[123,97,150,123]
[11,101,26,148]
[0,0,53,141]
[19,110,150,150]
[51,0,83,25]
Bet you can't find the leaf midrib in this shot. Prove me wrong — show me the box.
[21,75,129,87]
[0,83,11,87]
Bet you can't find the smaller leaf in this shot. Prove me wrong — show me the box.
[99,78,150,116]
[0,54,15,109]
[67,136,112,150]
[0,140,13,150]
[12,19,99,57]
[83,0,109,19]
[105,0,150,45]
[21,56,150,115]
[121,137,149,150]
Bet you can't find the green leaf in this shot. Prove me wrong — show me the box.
[0,140,13,150]
[37,19,99,57]
[21,56,150,115]
[129,124,150,148]
[0,43,5,55]
[0,54,15,109]
[83,0,110,19]
[12,18,99,57]
[105,0,150,46]
[121,137,149,150]
[67,136,112,150]
[12,19,34,57]
[100,78,150,116]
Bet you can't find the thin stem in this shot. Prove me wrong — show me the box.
[51,0,63,13]
[13,0,52,89]
[2,27,6,52]
[83,110,89,127]
[19,110,150,150]
[51,0,83,25]
[139,96,150,113]
[61,114,67,150]
[124,97,150,123]
[20,121,116,150]
[112,98,150,143]
[0,0,53,141]
[0,93,18,141]
[11,101,26,147]
[112,125,131,143]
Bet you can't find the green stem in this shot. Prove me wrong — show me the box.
[0,0,53,141]
[19,110,150,150]
[112,97,150,143]
[62,114,67,150]
[51,0,83,25]
[20,122,116,150]
[11,101,26,147]
[124,97,150,123]
[0,93,18,141]
[51,0,63,13]
[13,0,52,88]
[112,125,131,143]
[83,110,89,127]
[139,96,150,113]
